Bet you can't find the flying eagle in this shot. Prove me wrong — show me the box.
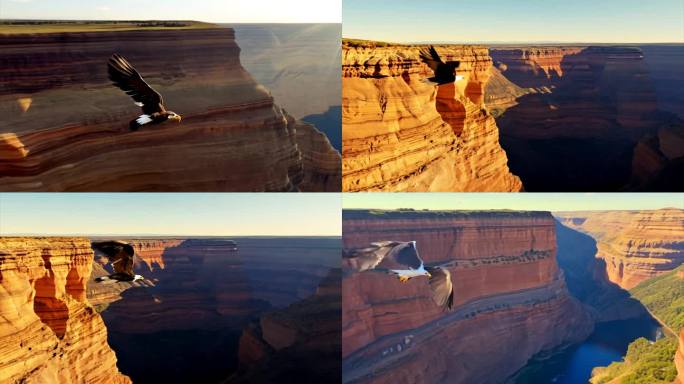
[419,45,463,85]
[343,241,454,310]
[107,54,181,131]
[91,241,143,283]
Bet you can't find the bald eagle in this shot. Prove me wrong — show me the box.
[343,241,454,311]
[92,240,143,283]
[107,54,181,131]
[419,45,463,85]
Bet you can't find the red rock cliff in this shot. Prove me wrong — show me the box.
[0,28,340,191]
[342,42,522,192]
[0,237,130,383]
[342,210,592,384]
[555,208,684,289]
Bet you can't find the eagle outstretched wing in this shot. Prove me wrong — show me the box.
[426,266,454,311]
[419,45,443,72]
[108,54,165,115]
[343,241,424,272]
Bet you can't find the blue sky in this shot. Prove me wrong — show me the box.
[0,193,341,236]
[343,0,684,43]
[343,193,684,212]
[0,0,341,23]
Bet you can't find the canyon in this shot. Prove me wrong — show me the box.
[0,25,340,191]
[555,208,684,290]
[0,237,130,383]
[341,210,592,383]
[229,268,341,383]
[490,45,684,191]
[0,236,340,383]
[342,42,522,192]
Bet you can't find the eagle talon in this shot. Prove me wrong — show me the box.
[398,275,409,283]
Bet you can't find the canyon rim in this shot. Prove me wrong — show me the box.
[0,21,341,192]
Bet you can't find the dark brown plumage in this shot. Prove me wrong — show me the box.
[419,45,461,85]
[92,241,140,282]
[107,54,181,130]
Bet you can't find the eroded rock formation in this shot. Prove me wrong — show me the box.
[87,237,339,383]
[0,27,340,191]
[229,268,341,383]
[342,210,592,384]
[490,46,681,191]
[342,42,522,192]
[555,208,684,289]
[0,237,130,383]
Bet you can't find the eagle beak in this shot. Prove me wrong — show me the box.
[176,115,182,122]
[426,272,432,278]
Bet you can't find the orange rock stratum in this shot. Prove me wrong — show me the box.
[555,208,684,289]
[0,28,340,191]
[342,42,522,192]
[0,237,130,383]
[342,210,591,384]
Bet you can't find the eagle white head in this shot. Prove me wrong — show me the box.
[132,274,144,282]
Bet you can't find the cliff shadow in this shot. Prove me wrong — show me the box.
[102,239,264,384]
[99,237,340,384]
[495,47,676,191]
[225,268,341,383]
[435,83,466,137]
[302,105,342,152]
[555,219,648,320]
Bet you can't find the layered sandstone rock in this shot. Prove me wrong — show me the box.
[342,210,592,383]
[0,237,130,383]
[230,268,341,383]
[490,46,676,191]
[490,47,584,88]
[0,28,339,191]
[628,122,684,190]
[342,42,521,192]
[483,66,530,117]
[555,208,684,289]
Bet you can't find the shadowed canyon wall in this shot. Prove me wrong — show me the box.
[88,237,340,383]
[0,27,340,191]
[342,42,522,192]
[342,210,592,384]
[229,268,341,383]
[555,208,684,290]
[490,46,683,191]
[0,237,130,384]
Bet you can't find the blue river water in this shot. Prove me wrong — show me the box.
[512,316,662,384]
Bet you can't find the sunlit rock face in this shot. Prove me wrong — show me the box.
[555,208,684,290]
[490,46,682,191]
[341,210,591,384]
[0,27,339,191]
[342,42,522,192]
[0,237,130,384]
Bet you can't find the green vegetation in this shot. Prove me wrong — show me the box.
[342,208,550,220]
[0,20,218,34]
[591,265,684,383]
[342,38,395,48]
[631,264,684,331]
[590,337,678,384]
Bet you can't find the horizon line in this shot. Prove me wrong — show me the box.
[0,18,341,24]
[0,234,342,237]
[342,36,684,45]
